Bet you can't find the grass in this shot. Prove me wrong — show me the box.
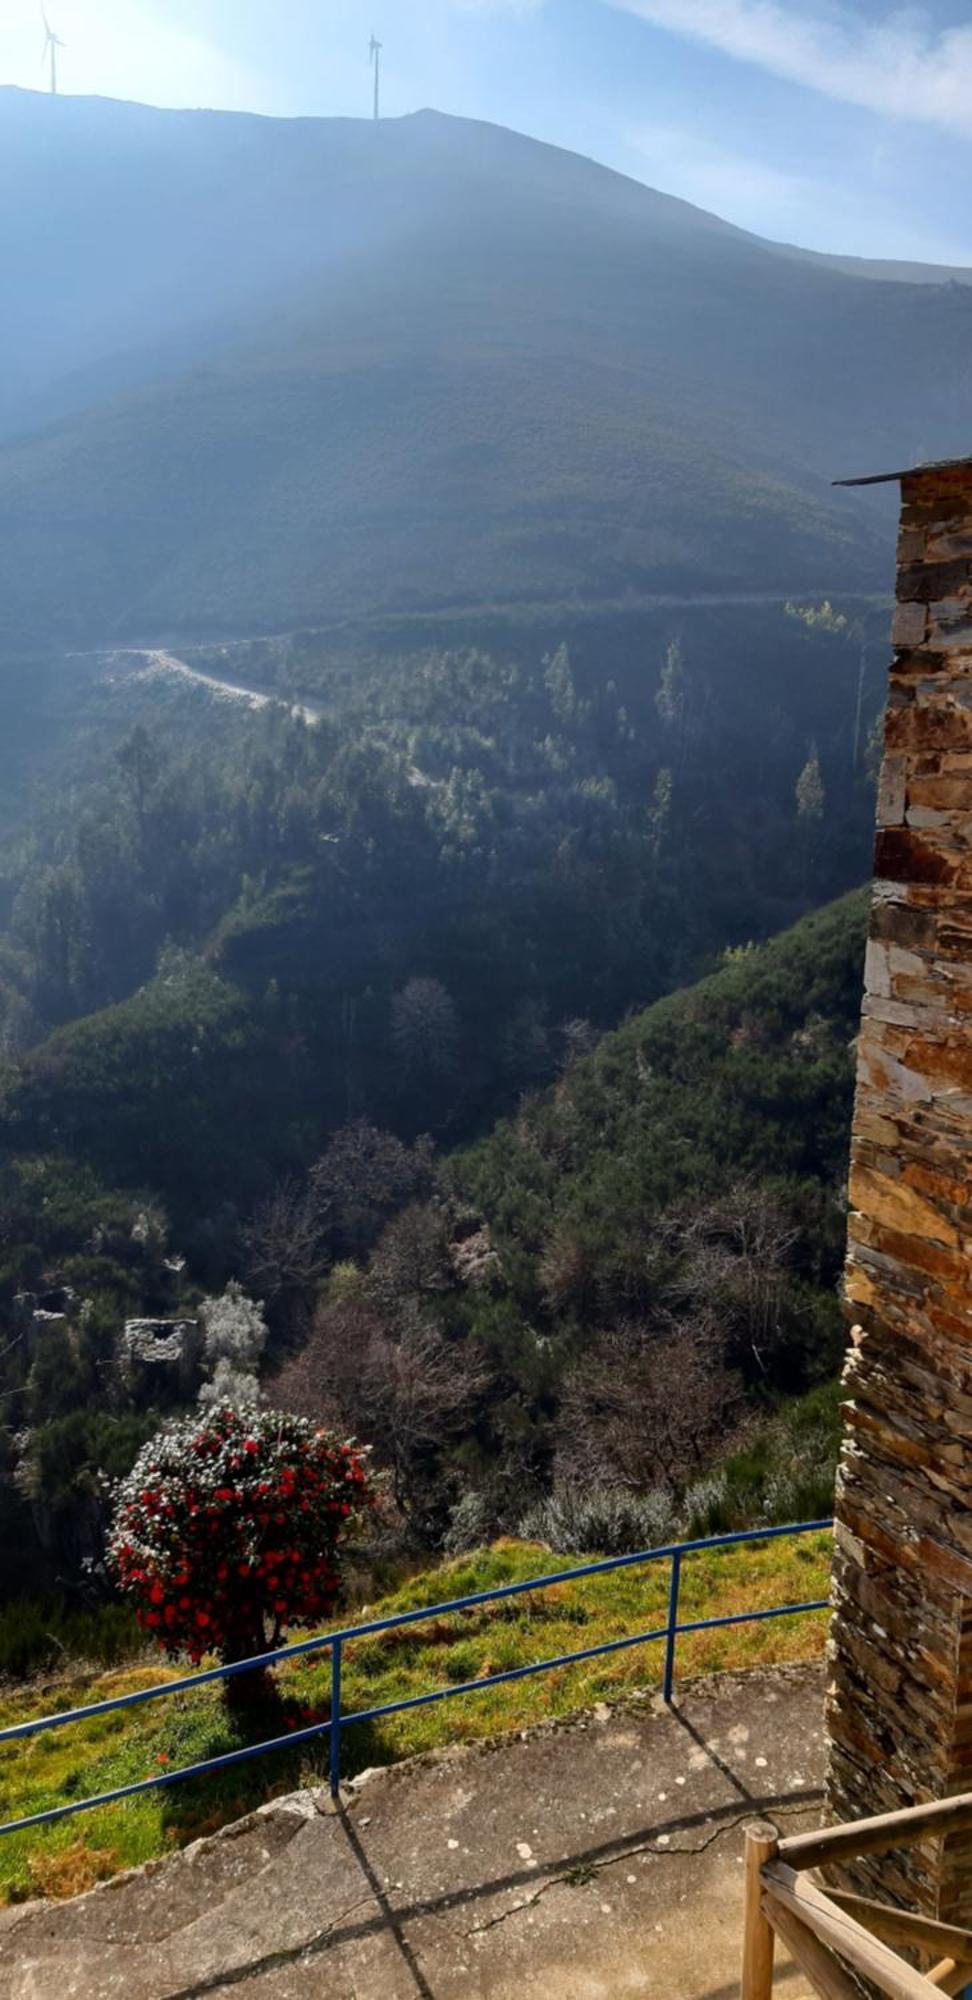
[0,1530,831,1905]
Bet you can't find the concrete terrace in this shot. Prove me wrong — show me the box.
[0,1663,826,1999]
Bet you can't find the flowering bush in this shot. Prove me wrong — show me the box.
[198,1280,267,1410]
[107,1406,370,1672]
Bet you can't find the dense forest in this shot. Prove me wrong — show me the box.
[0,603,875,1630]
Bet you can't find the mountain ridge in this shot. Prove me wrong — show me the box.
[2,92,971,643]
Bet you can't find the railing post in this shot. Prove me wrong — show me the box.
[663,1550,682,1703]
[329,1639,342,1799]
[742,1820,779,2000]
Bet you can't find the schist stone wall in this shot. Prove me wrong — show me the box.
[827,459,972,1920]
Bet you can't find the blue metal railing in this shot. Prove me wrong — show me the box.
[0,1519,831,1838]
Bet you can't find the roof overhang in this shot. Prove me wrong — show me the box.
[834,454,972,488]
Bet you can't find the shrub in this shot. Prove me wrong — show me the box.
[106,1406,370,1684]
[518,1484,676,1557]
[443,1489,499,1554]
[682,1472,733,1538]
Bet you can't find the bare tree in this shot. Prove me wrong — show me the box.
[555,1318,739,1495]
[272,1298,487,1529]
[365,1203,453,1316]
[672,1182,798,1379]
[560,1017,601,1066]
[391,977,459,1083]
[309,1119,434,1257]
[243,1178,327,1337]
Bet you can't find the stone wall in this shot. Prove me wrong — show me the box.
[827,459,972,1922]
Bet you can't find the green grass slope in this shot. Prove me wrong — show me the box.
[0,1530,830,1903]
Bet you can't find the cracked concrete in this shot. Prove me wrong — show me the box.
[0,1663,827,1999]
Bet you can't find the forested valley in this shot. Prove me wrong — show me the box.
[0,598,876,1663]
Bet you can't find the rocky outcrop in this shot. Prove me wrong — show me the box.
[827,459,972,1921]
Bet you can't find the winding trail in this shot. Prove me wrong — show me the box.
[133,649,326,725]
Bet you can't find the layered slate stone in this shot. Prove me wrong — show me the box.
[828,459,972,1921]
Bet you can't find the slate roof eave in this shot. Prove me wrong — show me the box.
[834,454,972,488]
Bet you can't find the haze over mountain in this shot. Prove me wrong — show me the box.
[3,87,972,644]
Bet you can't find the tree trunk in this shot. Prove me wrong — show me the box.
[222,1624,278,1722]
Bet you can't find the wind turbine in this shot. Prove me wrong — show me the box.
[41,6,65,95]
[369,33,382,122]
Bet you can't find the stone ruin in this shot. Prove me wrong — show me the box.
[120,1318,201,1397]
[827,456,972,1921]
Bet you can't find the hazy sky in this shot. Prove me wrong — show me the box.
[3,0,972,263]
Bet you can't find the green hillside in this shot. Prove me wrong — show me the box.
[0,862,867,1611]
[266,888,869,1549]
[455,887,869,1270]
[0,1532,831,1903]
[1,96,968,641]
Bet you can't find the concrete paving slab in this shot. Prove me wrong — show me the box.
[0,1663,827,2000]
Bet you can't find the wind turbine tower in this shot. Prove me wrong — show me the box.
[369,34,382,122]
[41,7,65,95]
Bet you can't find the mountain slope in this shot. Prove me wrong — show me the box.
[2,94,971,640]
[449,887,869,1391]
[455,886,868,1246]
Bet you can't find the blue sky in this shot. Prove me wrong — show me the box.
[3,0,972,262]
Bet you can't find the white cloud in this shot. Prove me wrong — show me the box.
[626,121,814,230]
[608,0,972,138]
[623,117,972,260]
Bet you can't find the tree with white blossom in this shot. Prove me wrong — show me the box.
[198,1280,267,1410]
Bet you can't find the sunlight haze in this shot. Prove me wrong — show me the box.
[3,0,971,261]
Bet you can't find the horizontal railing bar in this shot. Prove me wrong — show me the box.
[777,1786,972,1872]
[765,1896,863,2000]
[3,1622,678,1835]
[0,1519,830,1747]
[332,1618,674,1730]
[675,1598,828,1637]
[826,1890,972,1961]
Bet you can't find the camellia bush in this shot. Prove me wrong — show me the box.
[107,1406,370,1691]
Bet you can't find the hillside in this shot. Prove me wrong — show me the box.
[276,889,869,1543]
[0,614,876,1219]
[0,872,866,1607]
[2,94,971,640]
[455,887,869,1258]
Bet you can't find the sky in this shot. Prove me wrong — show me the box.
[2,0,972,263]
